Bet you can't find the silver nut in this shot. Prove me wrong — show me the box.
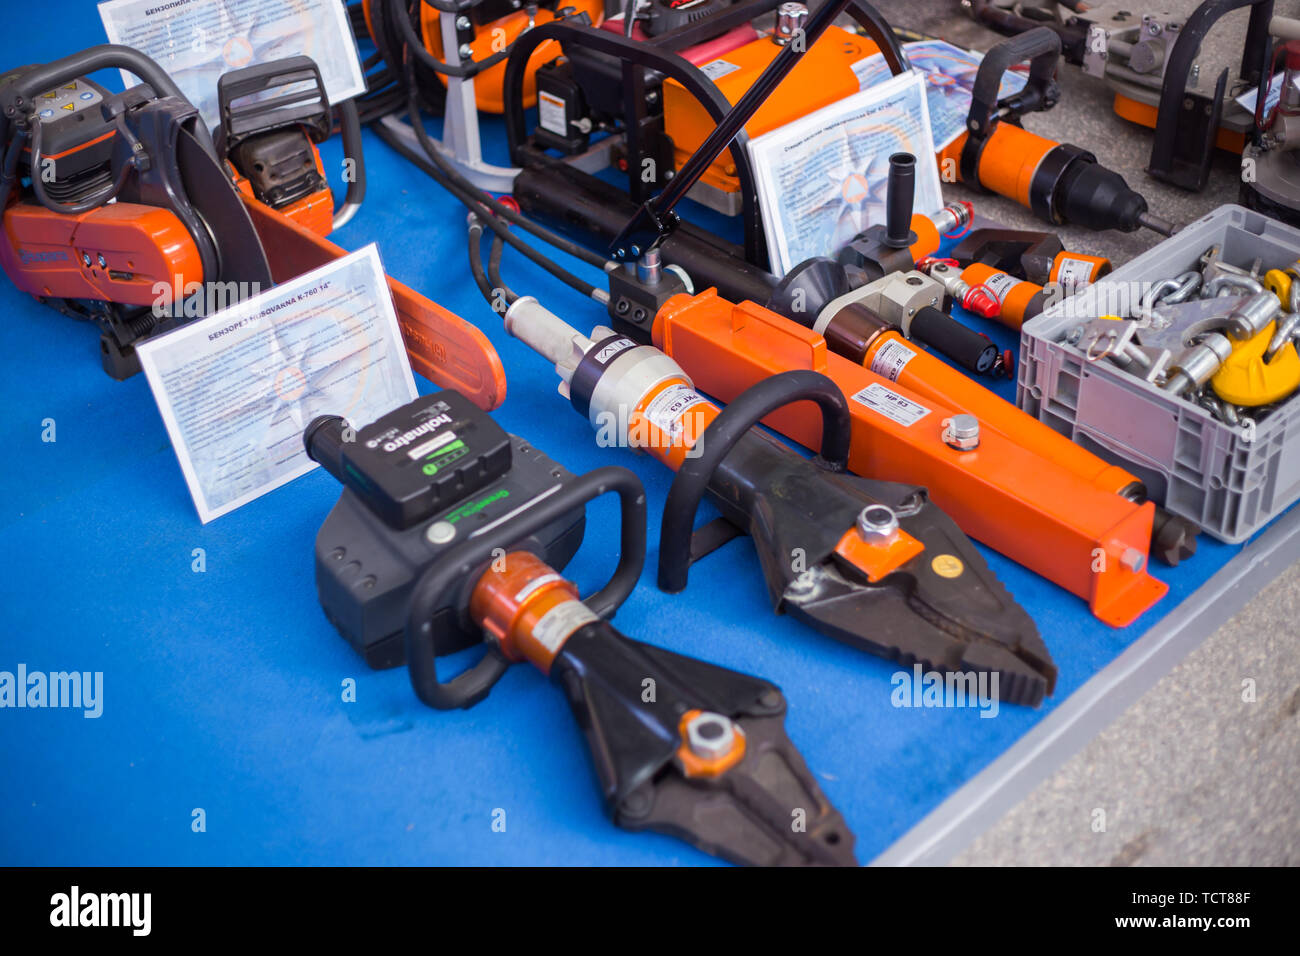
[856,504,899,541]
[942,414,980,451]
[425,520,457,545]
[685,712,736,761]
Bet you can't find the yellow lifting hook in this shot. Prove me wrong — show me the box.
[1211,320,1300,407]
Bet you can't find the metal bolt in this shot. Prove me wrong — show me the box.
[97,254,107,268]
[685,712,736,760]
[942,414,981,451]
[457,44,473,60]
[81,252,91,267]
[425,521,456,545]
[456,15,471,30]
[856,504,899,541]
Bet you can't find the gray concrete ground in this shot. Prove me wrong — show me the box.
[873,0,1269,265]
[869,0,1300,865]
[954,561,1300,866]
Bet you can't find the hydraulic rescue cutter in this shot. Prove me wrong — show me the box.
[306,391,856,866]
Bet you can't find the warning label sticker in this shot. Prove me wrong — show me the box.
[851,383,931,426]
[531,601,599,653]
[642,383,707,440]
[538,90,568,136]
[982,270,1022,304]
[700,59,741,81]
[869,340,917,382]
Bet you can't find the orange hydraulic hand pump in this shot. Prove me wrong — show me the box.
[653,289,1188,627]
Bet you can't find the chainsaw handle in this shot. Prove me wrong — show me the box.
[3,44,187,112]
[404,466,647,710]
[658,370,852,594]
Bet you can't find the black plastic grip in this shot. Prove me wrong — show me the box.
[909,306,999,374]
[884,153,917,249]
[404,466,647,710]
[967,27,1061,137]
[658,370,852,593]
[2,44,186,109]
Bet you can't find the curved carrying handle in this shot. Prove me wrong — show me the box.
[2,44,187,110]
[404,466,647,710]
[961,27,1061,183]
[657,369,852,594]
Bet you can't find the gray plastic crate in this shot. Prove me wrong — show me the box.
[1018,205,1300,544]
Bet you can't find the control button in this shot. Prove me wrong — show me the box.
[38,109,53,119]
[79,91,94,101]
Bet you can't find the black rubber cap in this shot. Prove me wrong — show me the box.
[1056,160,1148,233]
[909,306,999,374]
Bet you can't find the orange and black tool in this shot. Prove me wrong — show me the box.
[651,289,1197,627]
[936,28,1174,236]
[305,392,855,866]
[362,0,605,114]
[0,45,273,378]
[0,45,505,407]
[493,286,1056,705]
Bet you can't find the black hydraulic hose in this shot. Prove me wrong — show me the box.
[334,98,367,222]
[487,232,520,305]
[388,0,513,79]
[467,216,497,305]
[391,54,608,269]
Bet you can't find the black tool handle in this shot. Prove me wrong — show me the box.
[405,466,647,710]
[967,27,1060,137]
[909,307,999,374]
[884,153,917,249]
[658,370,851,593]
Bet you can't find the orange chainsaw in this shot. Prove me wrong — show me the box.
[0,45,504,408]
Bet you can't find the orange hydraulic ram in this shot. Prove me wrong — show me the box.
[653,290,1171,627]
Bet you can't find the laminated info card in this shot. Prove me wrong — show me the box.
[99,0,366,131]
[849,39,1030,151]
[748,70,944,277]
[136,244,418,523]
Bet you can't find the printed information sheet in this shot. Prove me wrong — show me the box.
[137,245,418,523]
[748,70,943,276]
[850,39,1029,151]
[99,0,365,130]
